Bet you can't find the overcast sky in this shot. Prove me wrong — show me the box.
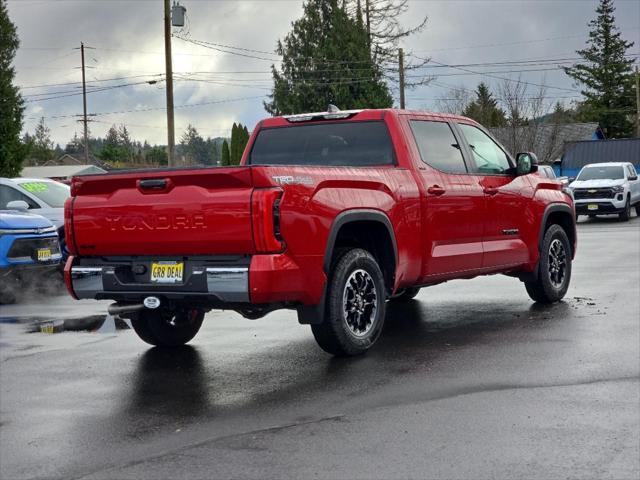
[6,0,640,146]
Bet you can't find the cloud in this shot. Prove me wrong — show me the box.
[7,0,639,146]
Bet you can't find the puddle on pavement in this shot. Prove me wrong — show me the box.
[0,313,131,335]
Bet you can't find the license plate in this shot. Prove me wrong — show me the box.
[36,248,52,262]
[150,262,184,283]
[587,204,598,211]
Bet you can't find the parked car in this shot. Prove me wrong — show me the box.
[568,162,640,221]
[0,206,62,303]
[64,108,576,356]
[537,165,570,186]
[0,178,70,254]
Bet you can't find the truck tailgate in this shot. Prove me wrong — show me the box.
[70,168,255,256]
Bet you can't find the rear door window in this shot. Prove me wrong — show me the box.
[409,120,468,174]
[249,121,395,166]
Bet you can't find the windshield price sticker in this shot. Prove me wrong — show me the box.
[20,182,50,193]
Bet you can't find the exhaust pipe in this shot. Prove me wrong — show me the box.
[107,303,145,316]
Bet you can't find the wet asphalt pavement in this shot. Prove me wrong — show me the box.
[1,216,639,480]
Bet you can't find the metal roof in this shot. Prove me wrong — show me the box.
[20,165,107,179]
[562,138,640,170]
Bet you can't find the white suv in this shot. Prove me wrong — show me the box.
[569,162,640,221]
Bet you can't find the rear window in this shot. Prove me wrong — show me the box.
[249,121,395,167]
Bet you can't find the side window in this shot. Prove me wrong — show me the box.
[458,124,512,175]
[0,185,38,209]
[627,165,637,179]
[409,120,468,174]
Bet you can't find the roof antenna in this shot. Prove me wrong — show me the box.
[327,104,340,113]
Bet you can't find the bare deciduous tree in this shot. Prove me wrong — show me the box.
[434,85,472,115]
[497,77,557,159]
[346,0,431,88]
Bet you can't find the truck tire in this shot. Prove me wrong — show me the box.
[311,248,386,356]
[132,307,204,347]
[619,196,631,221]
[525,224,572,304]
[391,287,420,302]
[635,203,640,216]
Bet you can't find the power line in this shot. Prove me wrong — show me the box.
[23,79,163,103]
[416,56,581,93]
[26,94,265,121]
[19,74,164,90]
[412,28,640,53]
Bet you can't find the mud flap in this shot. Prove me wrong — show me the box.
[296,288,326,325]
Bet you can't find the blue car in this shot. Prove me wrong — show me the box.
[0,209,62,303]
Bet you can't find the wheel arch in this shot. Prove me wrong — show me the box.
[298,209,398,326]
[323,209,398,294]
[539,203,576,258]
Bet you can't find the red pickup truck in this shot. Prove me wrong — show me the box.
[64,109,576,356]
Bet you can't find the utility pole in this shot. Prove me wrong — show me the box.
[164,0,175,166]
[365,0,371,51]
[635,65,639,138]
[398,48,405,109]
[80,42,89,163]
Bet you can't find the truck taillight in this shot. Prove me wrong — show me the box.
[64,197,78,256]
[251,188,285,253]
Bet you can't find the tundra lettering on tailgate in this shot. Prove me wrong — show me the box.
[105,214,207,232]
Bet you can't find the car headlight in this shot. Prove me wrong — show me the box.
[612,185,624,193]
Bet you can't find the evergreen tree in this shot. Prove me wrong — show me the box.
[564,0,635,138]
[145,145,168,166]
[229,123,239,164]
[180,124,209,165]
[239,125,250,164]
[0,0,28,176]
[118,124,133,162]
[265,0,392,115]
[65,133,83,154]
[549,102,577,124]
[30,117,54,164]
[100,125,125,163]
[462,83,507,127]
[208,138,221,166]
[221,139,231,166]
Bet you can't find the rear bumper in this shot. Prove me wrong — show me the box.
[65,253,325,306]
[70,265,248,302]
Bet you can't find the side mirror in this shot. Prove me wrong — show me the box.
[568,177,576,183]
[630,175,638,181]
[6,200,30,211]
[515,152,538,175]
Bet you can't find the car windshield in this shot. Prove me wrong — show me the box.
[577,166,624,181]
[17,180,70,208]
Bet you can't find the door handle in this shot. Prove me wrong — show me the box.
[427,185,446,196]
[483,187,499,195]
[139,178,168,190]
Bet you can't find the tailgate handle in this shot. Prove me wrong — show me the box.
[138,178,169,191]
